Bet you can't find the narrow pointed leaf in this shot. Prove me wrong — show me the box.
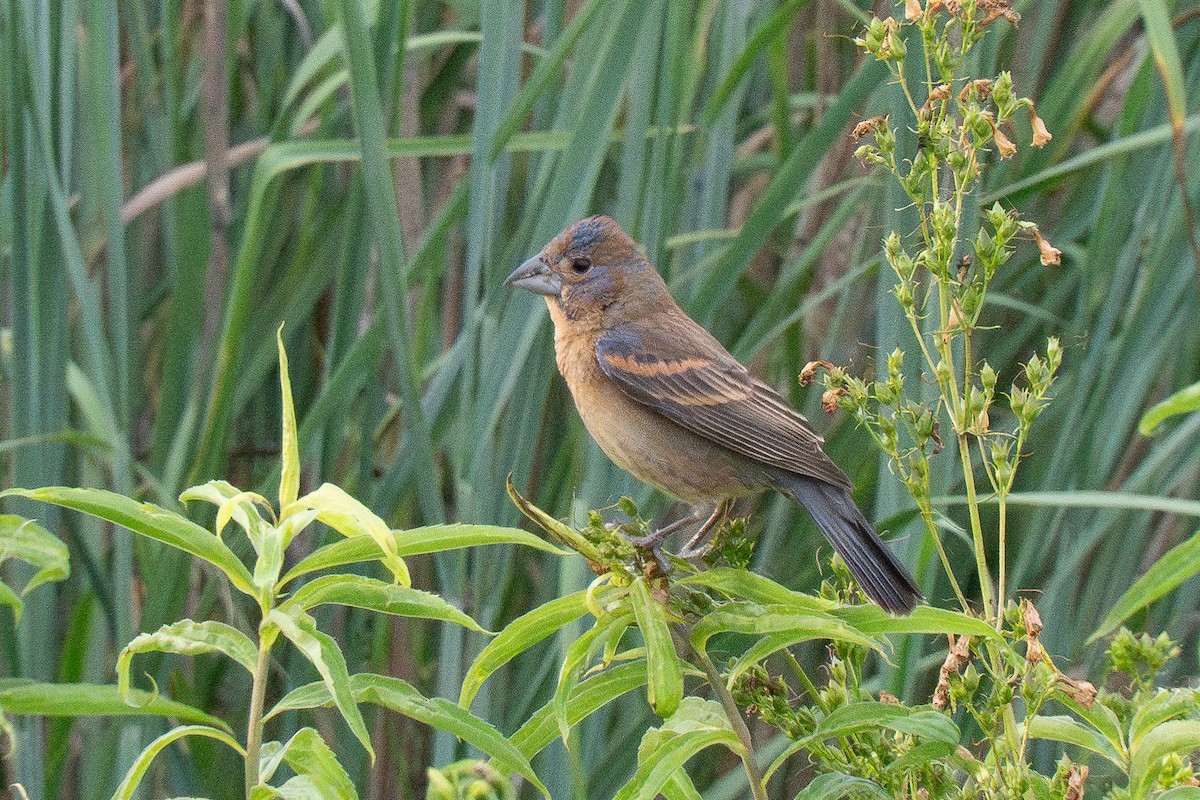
[629,577,683,718]
[509,661,648,759]
[679,568,834,611]
[3,487,256,596]
[1090,527,1200,642]
[111,725,245,800]
[0,680,228,729]
[266,606,373,760]
[0,514,69,596]
[460,591,589,709]
[1138,379,1200,435]
[284,483,409,586]
[1023,715,1125,768]
[273,727,357,800]
[1130,720,1200,796]
[793,772,892,799]
[269,674,548,797]
[277,326,300,510]
[281,574,487,632]
[180,480,271,550]
[280,524,568,586]
[117,620,258,703]
[613,729,743,800]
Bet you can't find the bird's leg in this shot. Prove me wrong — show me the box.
[623,514,693,574]
[677,499,732,559]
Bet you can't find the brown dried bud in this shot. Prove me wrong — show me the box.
[1031,112,1052,147]
[852,116,887,142]
[799,359,835,386]
[924,83,952,111]
[1021,599,1043,637]
[904,0,923,20]
[959,79,993,105]
[880,690,901,705]
[1065,765,1088,800]
[979,0,1020,25]
[1032,227,1062,266]
[1058,675,1097,708]
[933,635,971,710]
[992,123,1017,159]
[821,388,844,414]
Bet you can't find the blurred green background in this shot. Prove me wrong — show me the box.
[2,0,1199,796]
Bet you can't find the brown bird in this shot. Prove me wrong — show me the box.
[506,216,920,613]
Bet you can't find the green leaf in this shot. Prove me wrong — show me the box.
[277,326,300,510]
[629,577,683,718]
[552,610,635,741]
[3,487,256,597]
[117,620,259,703]
[832,605,1005,640]
[460,591,589,709]
[0,679,229,730]
[509,661,648,759]
[505,475,603,561]
[0,514,69,602]
[179,480,271,549]
[691,602,877,658]
[1158,789,1200,800]
[1130,720,1200,797]
[110,725,245,800]
[266,606,374,761]
[679,568,835,611]
[688,58,886,319]
[613,714,742,800]
[766,703,960,782]
[1138,0,1187,133]
[701,0,808,125]
[269,728,357,800]
[0,580,23,623]
[280,524,568,587]
[1023,715,1125,768]
[283,483,409,586]
[1090,527,1200,642]
[1139,380,1200,435]
[792,771,892,799]
[268,674,548,798]
[281,574,487,633]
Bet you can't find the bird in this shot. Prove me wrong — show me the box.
[506,215,920,613]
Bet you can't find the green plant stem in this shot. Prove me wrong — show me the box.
[697,649,768,800]
[958,434,994,621]
[996,492,1007,612]
[784,649,828,713]
[920,505,970,611]
[244,636,272,795]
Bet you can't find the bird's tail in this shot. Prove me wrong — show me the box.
[768,469,921,614]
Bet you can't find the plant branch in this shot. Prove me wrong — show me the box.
[696,648,769,800]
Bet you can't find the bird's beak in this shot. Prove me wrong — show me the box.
[505,256,562,297]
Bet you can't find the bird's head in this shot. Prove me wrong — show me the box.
[506,216,670,325]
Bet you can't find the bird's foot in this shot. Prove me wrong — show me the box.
[619,501,733,571]
[621,516,691,575]
[676,500,732,559]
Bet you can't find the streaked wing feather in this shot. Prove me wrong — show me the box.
[596,325,852,490]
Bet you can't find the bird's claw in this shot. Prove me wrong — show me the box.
[620,500,732,573]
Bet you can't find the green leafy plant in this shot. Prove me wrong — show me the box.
[474,2,1200,798]
[2,331,560,799]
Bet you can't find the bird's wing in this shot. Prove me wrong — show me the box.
[595,321,853,490]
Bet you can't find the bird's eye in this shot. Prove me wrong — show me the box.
[570,257,592,274]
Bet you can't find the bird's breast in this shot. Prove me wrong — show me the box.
[550,315,761,503]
